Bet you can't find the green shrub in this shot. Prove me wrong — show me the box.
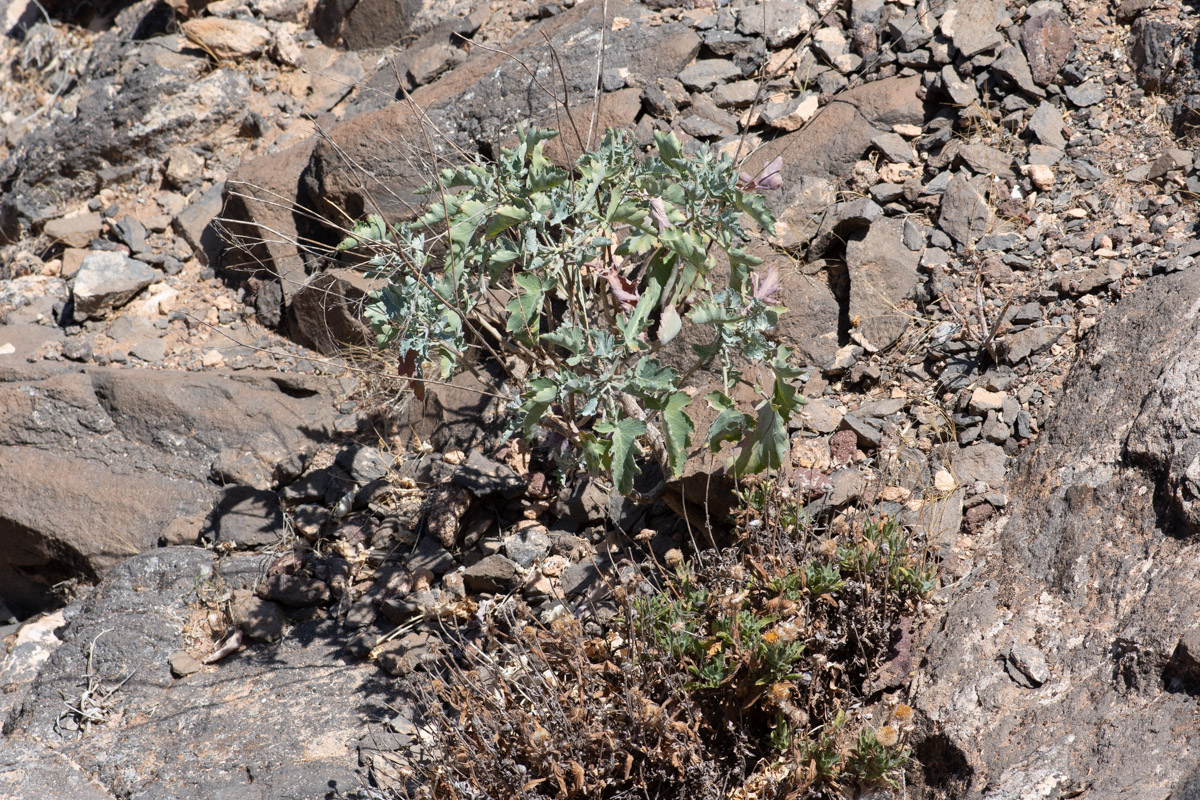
[338,128,803,496]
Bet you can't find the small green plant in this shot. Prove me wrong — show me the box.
[340,127,803,496]
[845,725,910,787]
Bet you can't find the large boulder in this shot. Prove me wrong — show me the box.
[0,365,338,617]
[913,270,1200,798]
[0,547,386,799]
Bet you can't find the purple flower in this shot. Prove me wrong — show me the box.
[751,264,782,304]
[738,156,783,192]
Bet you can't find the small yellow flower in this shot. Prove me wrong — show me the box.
[762,630,780,645]
[876,725,899,747]
[893,703,914,722]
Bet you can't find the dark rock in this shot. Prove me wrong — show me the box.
[425,483,472,549]
[452,450,525,499]
[206,486,284,548]
[406,534,457,576]
[462,554,521,594]
[1027,101,1067,149]
[992,44,1043,98]
[808,197,883,260]
[678,59,742,92]
[845,217,919,350]
[302,4,699,230]
[1129,17,1178,93]
[949,0,1005,57]
[1065,80,1105,107]
[256,573,330,608]
[288,269,377,355]
[337,444,396,483]
[886,13,933,52]
[840,413,882,449]
[952,442,1007,489]
[994,325,1066,364]
[736,0,818,47]
[959,143,1016,179]
[916,271,1200,793]
[313,0,422,49]
[71,252,158,321]
[938,172,994,245]
[1114,0,1155,24]
[0,547,373,798]
[1021,11,1076,86]
[173,181,225,268]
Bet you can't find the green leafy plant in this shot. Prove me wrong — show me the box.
[340,127,804,496]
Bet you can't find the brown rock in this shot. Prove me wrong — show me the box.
[42,213,102,248]
[739,75,925,185]
[181,18,271,61]
[288,269,379,355]
[1021,11,1076,86]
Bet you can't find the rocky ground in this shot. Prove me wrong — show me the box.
[2,0,1200,797]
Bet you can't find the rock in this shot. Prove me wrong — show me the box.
[994,325,1066,364]
[1024,163,1055,190]
[738,75,925,189]
[800,399,843,434]
[1129,17,1178,93]
[678,59,742,92]
[952,442,1007,489]
[1114,0,1155,24]
[168,651,204,678]
[314,0,422,50]
[1065,80,1105,107]
[462,554,521,594]
[938,172,993,245]
[992,44,1043,98]
[164,145,205,189]
[221,138,317,305]
[941,64,979,106]
[969,388,1006,414]
[300,4,699,229]
[1007,644,1051,687]
[808,197,883,260]
[173,180,225,267]
[1027,101,1067,149]
[257,574,330,608]
[337,444,396,483]
[426,483,472,549]
[959,143,1015,179]
[181,18,271,60]
[760,93,819,132]
[872,132,915,164]
[452,450,525,499]
[944,0,1005,58]
[205,486,285,548]
[71,252,158,321]
[0,547,368,797]
[736,0,818,47]
[844,217,919,348]
[288,270,376,355]
[42,213,102,248]
[407,42,466,86]
[502,526,551,568]
[1021,11,1075,86]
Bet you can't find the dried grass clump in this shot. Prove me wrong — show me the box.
[404,479,934,799]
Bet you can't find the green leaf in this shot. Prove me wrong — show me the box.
[704,391,752,453]
[541,325,585,355]
[336,214,390,251]
[595,418,645,495]
[661,391,694,477]
[520,377,558,436]
[506,273,545,342]
[622,277,663,347]
[654,130,686,170]
[732,403,787,477]
[626,357,678,397]
[484,204,530,239]
[659,304,682,344]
